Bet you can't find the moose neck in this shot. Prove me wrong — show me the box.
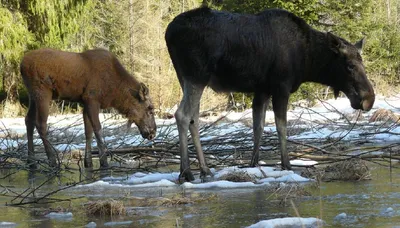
[306,31,337,86]
[113,78,141,116]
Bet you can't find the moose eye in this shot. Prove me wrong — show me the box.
[148,105,155,114]
[347,64,355,71]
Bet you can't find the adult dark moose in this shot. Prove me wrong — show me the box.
[165,7,375,181]
[21,48,156,168]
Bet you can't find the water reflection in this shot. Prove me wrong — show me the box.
[0,164,399,227]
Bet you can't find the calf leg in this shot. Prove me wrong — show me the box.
[35,96,58,167]
[272,94,291,170]
[175,82,205,182]
[250,94,270,167]
[83,110,94,168]
[84,101,108,168]
[25,97,36,168]
[189,103,213,180]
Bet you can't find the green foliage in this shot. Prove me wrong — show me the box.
[0,6,33,104]
[318,0,400,90]
[0,0,400,115]
[0,7,33,61]
[23,0,97,49]
[222,0,319,24]
[223,0,400,106]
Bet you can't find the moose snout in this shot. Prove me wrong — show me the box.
[147,131,156,140]
[361,93,375,111]
[361,97,374,111]
[141,128,156,140]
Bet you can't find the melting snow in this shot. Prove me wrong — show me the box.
[76,166,312,189]
[44,212,73,220]
[247,217,324,228]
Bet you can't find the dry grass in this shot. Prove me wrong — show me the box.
[219,170,257,183]
[369,108,400,123]
[265,183,311,204]
[84,199,126,216]
[70,150,83,160]
[303,158,371,182]
[132,193,217,207]
[200,88,228,113]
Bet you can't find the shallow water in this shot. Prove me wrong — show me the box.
[0,163,399,228]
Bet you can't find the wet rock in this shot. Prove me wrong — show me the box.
[333,212,358,225]
[334,212,347,221]
[380,207,395,217]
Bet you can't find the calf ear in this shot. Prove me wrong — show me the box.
[354,37,365,54]
[327,32,347,55]
[138,83,149,101]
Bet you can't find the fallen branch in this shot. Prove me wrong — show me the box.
[290,152,400,161]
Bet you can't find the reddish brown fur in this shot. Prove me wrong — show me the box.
[20,48,156,168]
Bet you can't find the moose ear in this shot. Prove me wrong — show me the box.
[354,37,365,54]
[327,32,346,55]
[129,83,149,101]
[138,83,149,101]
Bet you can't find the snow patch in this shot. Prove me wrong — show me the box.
[45,212,73,220]
[0,222,17,228]
[247,217,324,228]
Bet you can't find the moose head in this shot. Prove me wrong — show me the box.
[326,32,375,111]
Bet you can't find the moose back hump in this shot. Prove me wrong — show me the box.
[165,7,375,181]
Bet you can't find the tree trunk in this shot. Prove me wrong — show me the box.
[3,64,23,117]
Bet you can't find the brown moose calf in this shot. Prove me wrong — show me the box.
[20,48,156,168]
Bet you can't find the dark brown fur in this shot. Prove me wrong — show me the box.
[20,48,156,168]
[166,7,375,181]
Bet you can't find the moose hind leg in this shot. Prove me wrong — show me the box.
[175,83,205,182]
[250,94,270,167]
[189,102,213,181]
[25,97,37,168]
[35,96,58,167]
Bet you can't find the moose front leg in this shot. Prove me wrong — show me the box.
[175,82,205,182]
[84,101,109,168]
[250,94,270,167]
[272,94,291,170]
[83,110,94,168]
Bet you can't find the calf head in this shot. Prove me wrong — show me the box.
[326,32,375,111]
[126,83,157,140]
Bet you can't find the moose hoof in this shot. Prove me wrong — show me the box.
[200,167,213,178]
[84,160,93,168]
[99,156,109,168]
[200,167,214,183]
[250,159,258,167]
[100,161,109,168]
[48,159,58,168]
[281,162,292,170]
[27,160,37,169]
[179,170,195,183]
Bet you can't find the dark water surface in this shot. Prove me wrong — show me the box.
[0,163,399,228]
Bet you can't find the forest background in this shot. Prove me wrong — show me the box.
[1,0,399,118]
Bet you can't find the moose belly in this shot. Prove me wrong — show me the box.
[208,72,265,93]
